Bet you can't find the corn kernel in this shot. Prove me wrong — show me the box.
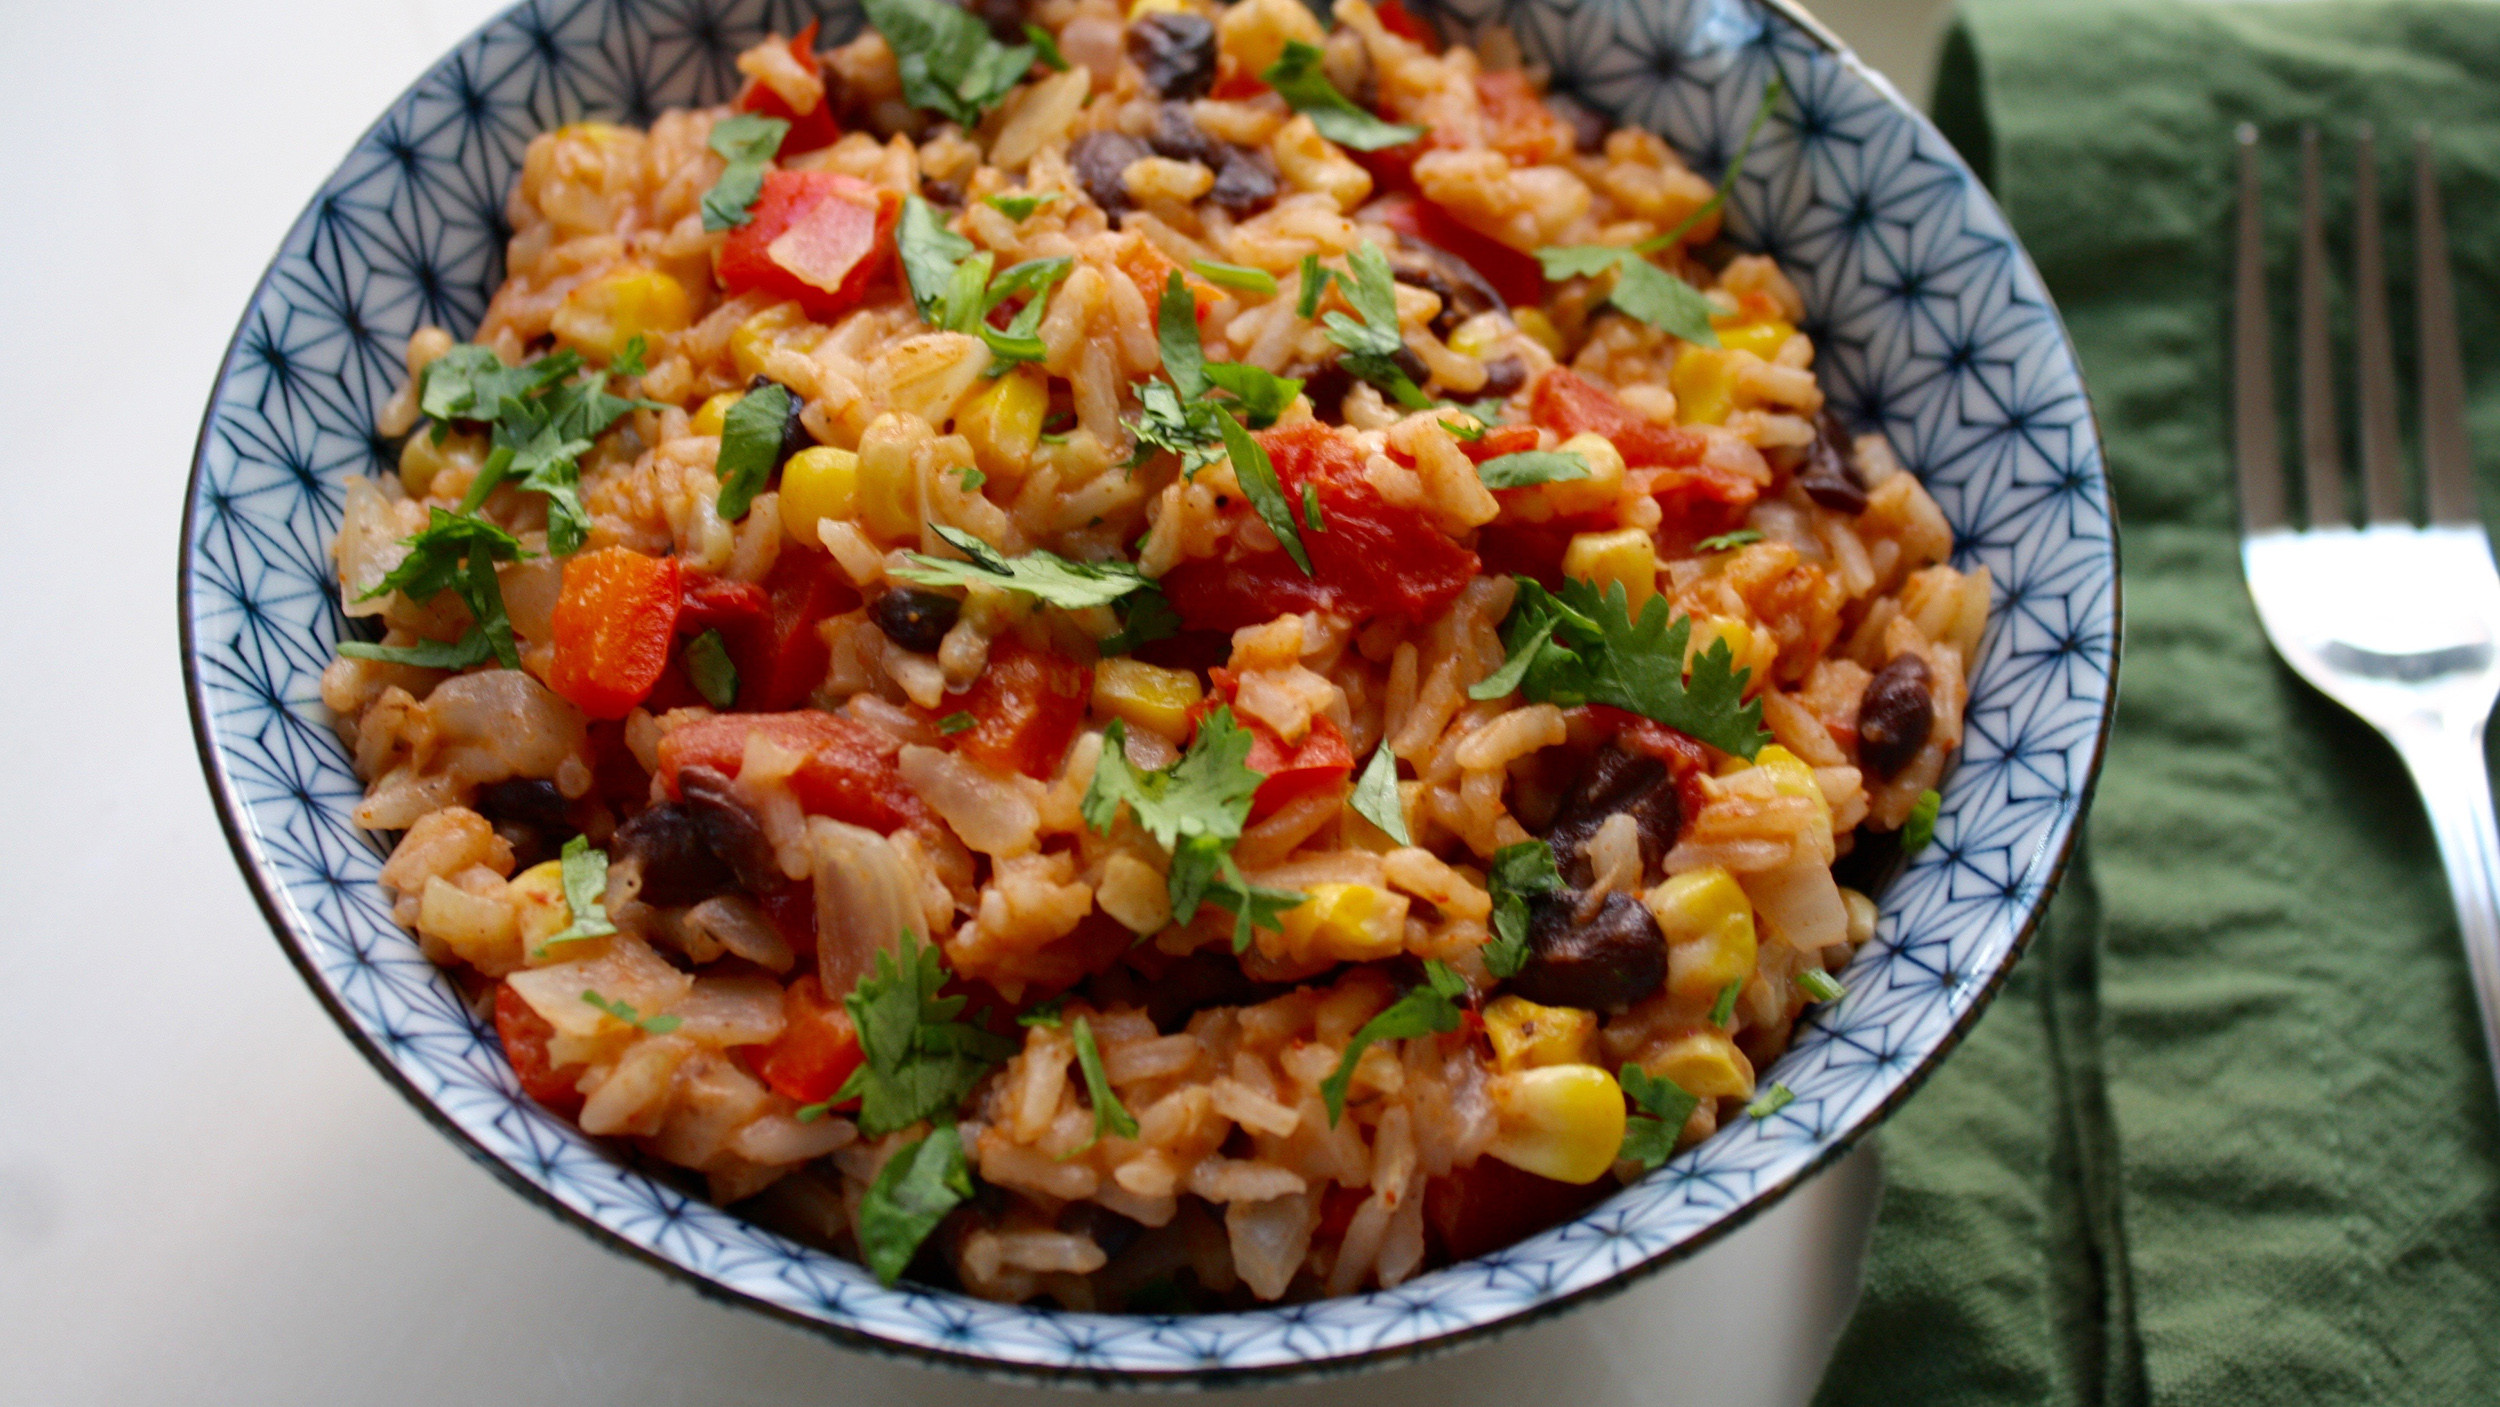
[1648,867,1757,1002]
[1684,614,1754,676]
[731,302,812,382]
[1713,317,1795,361]
[1536,431,1626,518]
[551,267,692,362]
[1671,346,1737,425]
[1513,307,1565,358]
[1128,0,1192,16]
[1275,882,1407,965]
[1750,743,1831,831]
[506,859,575,956]
[1092,658,1203,741]
[689,391,742,438]
[1841,886,1878,946]
[1483,994,1602,1073]
[780,445,862,546]
[853,412,926,543]
[1642,1027,1754,1100]
[1563,527,1661,616]
[957,366,1047,484]
[1486,1064,1628,1185]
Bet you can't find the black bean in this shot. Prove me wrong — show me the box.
[612,803,735,907]
[1147,103,1226,166]
[970,0,1027,44]
[1208,150,1279,213]
[920,176,964,208]
[870,585,961,654]
[675,765,786,894]
[1543,746,1681,887]
[1126,12,1217,100]
[1857,653,1934,779]
[1509,889,1667,1011]
[1796,407,1869,514]
[1068,130,1150,216]
[1479,355,1527,399]
[474,777,568,831]
[1546,91,1611,154]
[1297,361,1355,421]
[1143,950,1293,1033]
[744,374,813,471]
[1390,344,1431,388]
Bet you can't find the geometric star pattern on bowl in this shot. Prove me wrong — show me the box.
[181,0,2116,1382]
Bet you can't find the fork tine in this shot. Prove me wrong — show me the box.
[2299,126,2348,527]
[2234,125,2286,534]
[2415,129,2478,524]
[2353,124,2408,523]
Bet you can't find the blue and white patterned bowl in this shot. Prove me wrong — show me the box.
[182,0,2116,1384]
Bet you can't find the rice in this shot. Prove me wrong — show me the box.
[327,0,1990,1312]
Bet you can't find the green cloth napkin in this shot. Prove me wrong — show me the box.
[1813,3,2500,1403]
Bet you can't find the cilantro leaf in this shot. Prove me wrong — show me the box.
[1320,961,1467,1125]
[832,931,1018,1136]
[1619,1063,1701,1171]
[938,711,977,735]
[358,508,530,669]
[431,345,651,553]
[1484,840,1564,978]
[1439,415,1490,442]
[977,256,1073,371]
[857,1123,975,1285]
[701,113,791,231]
[1070,1016,1140,1146]
[1099,587,1181,657]
[1156,270,1206,399]
[1124,273,1301,469]
[685,629,738,709]
[1017,995,1065,1028]
[1796,967,1846,1003]
[1903,788,1942,853]
[1323,242,1431,406]
[1694,528,1764,553]
[1745,1082,1795,1120]
[1474,449,1591,490]
[985,190,1061,220]
[1190,259,1278,295]
[1217,408,1310,574]
[1481,577,1770,758]
[335,630,495,670]
[612,335,647,378]
[1261,41,1424,151]
[892,523,1156,608]
[715,381,792,520]
[1349,745,1410,845]
[1023,21,1068,71]
[581,989,680,1034]
[419,345,575,424]
[864,0,1037,128]
[1295,253,1334,318]
[1082,710,1262,852]
[897,195,977,325]
[1212,853,1308,954]
[1204,362,1303,429]
[1708,978,1742,1027]
[1636,75,1785,255]
[1532,245,1718,347]
[537,835,621,953]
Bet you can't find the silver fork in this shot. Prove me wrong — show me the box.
[2236,123,2500,1094]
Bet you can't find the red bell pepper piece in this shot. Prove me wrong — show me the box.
[1374,0,1442,52]
[753,974,864,1105]
[493,983,585,1116]
[945,638,1093,779]
[550,547,681,720]
[656,710,926,833]
[1368,191,1547,309]
[1206,670,1358,822]
[734,21,838,158]
[716,171,899,323]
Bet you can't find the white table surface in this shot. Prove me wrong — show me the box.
[0,0,1945,1400]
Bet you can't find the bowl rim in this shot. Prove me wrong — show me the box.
[177,0,2121,1384]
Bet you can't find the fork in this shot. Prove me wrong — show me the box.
[2235,123,2500,1095]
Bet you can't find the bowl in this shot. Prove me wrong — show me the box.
[181,0,2117,1384]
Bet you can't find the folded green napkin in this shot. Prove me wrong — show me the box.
[1813,3,2500,1402]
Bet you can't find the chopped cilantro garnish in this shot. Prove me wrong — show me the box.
[1323,242,1430,408]
[1796,968,1846,1003]
[830,931,1018,1137]
[1694,528,1765,553]
[1708,978,1743,1027]
[1295,253,1334,318]
[425,344,653,555]
[1903,788,1942,853]
[864,0,1037,128]
[356,508,530,669]
[418,344,572,425]
[1016,995,1066,1027]
[1745,1082,1795,1120]
[1320,961,1467,1125]
[1261,41,1424,151]
[1217,407,1310,574]
[1470,577,1770,758]
[897,195,977,325]
[893,523,1156,608]
[335,632,495,670]
[537,835,620,953]
[714,381,790,521]
[1636,76,1784,255]
[950,465,987,493]
[700,113,791,231]
[1474,449,1591,490]
[1189,259,1278,295]
[1439,416,1490,442]
[1022,21,1068,71]
[1099,588,1182,657]
[1124,272,1301,473]
[1619,1063,1702,1171]
[1349,745,1410,845]
[984,190,1061,221]
[581,988,680,1034]
[1484,840,1565,979]
[685,630,738,709]
[857,1122,974,1285]
[1301,482,1325,533]
[1083,708,1303,946]
[1070,1016,1140,1146]
[612,335,648,378]
[938,711,978,735]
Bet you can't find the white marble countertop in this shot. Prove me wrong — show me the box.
[0,0,1943,1399]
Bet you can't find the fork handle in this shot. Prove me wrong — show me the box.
[2392,719,2500,1095]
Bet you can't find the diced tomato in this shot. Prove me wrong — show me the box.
[1206,671,1357,822]
[1374,0,1442,52]
[1315,1183,1373,1244]
[550,547,681,720]
[734,21,838,157]
[753,974,864,1106]
[1475,71,1577,166]
[1114,239,1219,323]
[759,881,817,954]
[1160,421,1480,633]
[1368,192,1546,308]
[1529,367,1710,468]
[744,550,860,711]
[1647,465,1760,553]
[657,710,926,832]
[1473,522,1577,591]
[493,983,585,1116]
[1459,424,1542,464]
[1210,59,1268,102]
[716,171,899,322]
[945,638,1092,779]
[1425,1155,1613,1264]
[1583,704,1715,817]
[679,575,769,635]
